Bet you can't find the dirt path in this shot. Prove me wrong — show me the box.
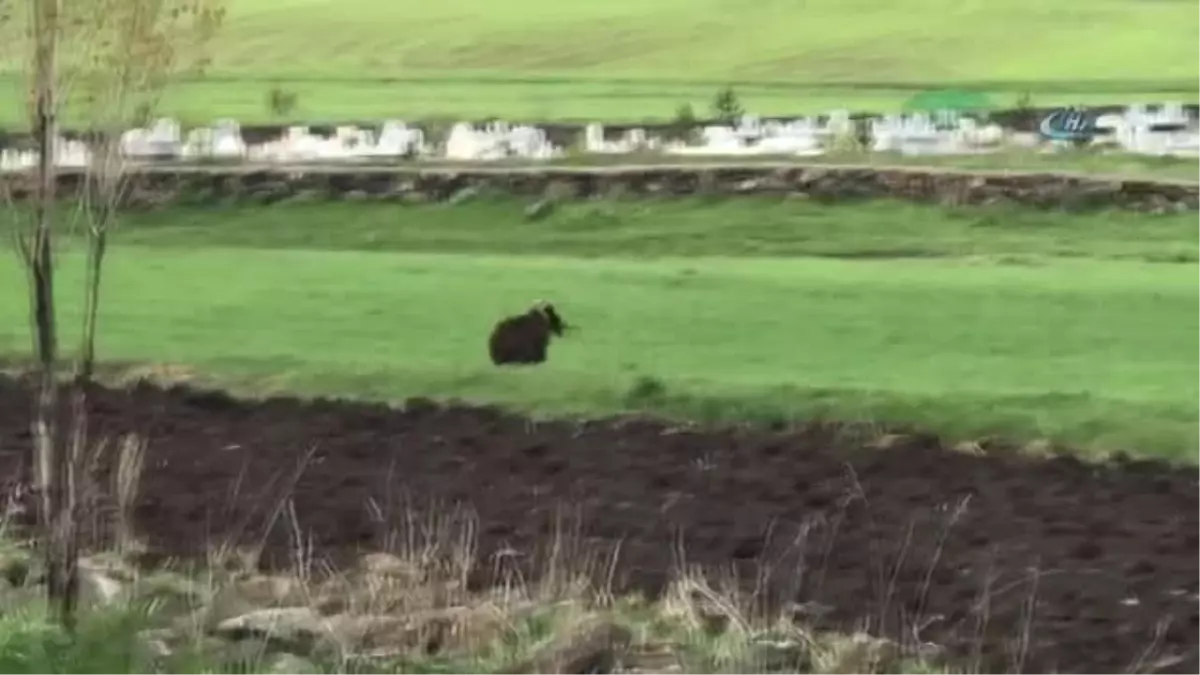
[0,378,1195,673]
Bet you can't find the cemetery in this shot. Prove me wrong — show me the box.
[2,103,1198,171]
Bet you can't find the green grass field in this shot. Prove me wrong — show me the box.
[0,197,1195,460]
[0,0,1196,123]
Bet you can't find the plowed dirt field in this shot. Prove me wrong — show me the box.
[0,378,1195,673]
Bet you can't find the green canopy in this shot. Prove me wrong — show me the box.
[902,89,996,113]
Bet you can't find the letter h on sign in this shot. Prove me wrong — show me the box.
[1060,111,1086,133]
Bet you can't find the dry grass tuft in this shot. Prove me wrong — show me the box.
[0,500,951,673]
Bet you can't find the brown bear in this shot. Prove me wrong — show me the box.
[488,301,572,366]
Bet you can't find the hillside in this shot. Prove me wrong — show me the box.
[1,0,1197,122]
[208,0,1197,84]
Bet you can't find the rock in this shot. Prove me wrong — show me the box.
[506,618,632,674]
[1022,439,1056,456]
[137,628,174,661]
[208,574,308,625]
[214,607,327,651]
[214,602,513,661]
[751,638,810,671]
[211,636,275,671]
[448,185,480,205]
[267,652,321,674]
[810,632,903,674]
[135,571,205,616]
[525,198,556,221]
[622,642,682,674]
[357,552,421,580]
[79,561,127,608]
[951,440,986,456]
[336,604,509,656]
[321,613,411,651]
[866,433,909,450]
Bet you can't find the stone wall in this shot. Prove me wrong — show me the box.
[1,164,1195,212]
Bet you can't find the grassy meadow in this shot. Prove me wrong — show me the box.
[0,0,1196,124]
[0,198,1195,460]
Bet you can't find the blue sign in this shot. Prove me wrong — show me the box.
[1038,107,1101,142]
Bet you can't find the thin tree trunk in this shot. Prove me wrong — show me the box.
[29,0,77,632]
[79,218,108,381]
[70,206,110,560]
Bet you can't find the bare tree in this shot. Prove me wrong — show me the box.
[0,0,74,630]
[0,0,224,629]
[62,0,225,381]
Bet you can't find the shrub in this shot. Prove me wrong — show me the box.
[624,376,668,406]
[667,103,698,143]
[711,86,743,125]
[1012,90,1037,131]
[265,84,299,120]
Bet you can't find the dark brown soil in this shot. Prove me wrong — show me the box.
[0,377,1196,673]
